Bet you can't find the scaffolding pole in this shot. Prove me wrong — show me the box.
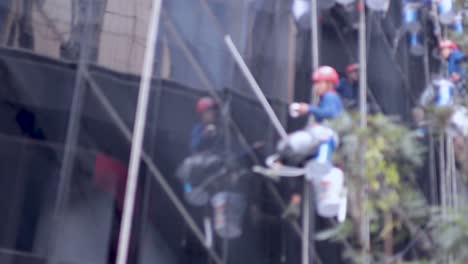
[304,0,320,263]
[49,1,94,263]
[115,0,162,264]
[224,35,288,141]
[358,0,370,263]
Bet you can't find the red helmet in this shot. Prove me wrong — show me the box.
[439,39,459,50]
[346,63,359,74]
[196,97,217,113]
[312,66,340,85]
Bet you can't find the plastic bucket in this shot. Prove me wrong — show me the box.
[451,107,468,137]
[439,0,454,25]
[409,33,424,57]
[176,153,224,206]
[211,192,246,239]
[336,0,355,5]
[184,184,210,207]
[305,160,334,182]
[402,3,421,33]
[312,167,344,218]
[366,0,390,12]
[454,14,463,35]
[436,79,454,107]
[318,0,336,10]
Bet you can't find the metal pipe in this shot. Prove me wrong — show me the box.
[358,0,370,262]
[224,35,288,140]
[305,0,320,262]
[359,0,367,129]
[302,178,311,264]
[49,1,94,263]
[311,0,319,72]
[115,0,162,263]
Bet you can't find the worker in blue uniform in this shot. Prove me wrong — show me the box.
[290,66,344,165]
[282,66,345,219]
[440,39,466,88]
[190,97,224,154]
[294,66,344,123]
[337,63,359,104]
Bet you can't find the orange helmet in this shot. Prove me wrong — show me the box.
[312,66,340,85]
[196,97,217,113]
[439,39,459,50]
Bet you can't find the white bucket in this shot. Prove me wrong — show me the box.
[451,107,468,137]
[366,0,390,12]
[211,192,246,239]
[313,167,345,218]
[438,0,454,25]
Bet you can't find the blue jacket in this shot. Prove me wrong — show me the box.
[308,91,344,122]
[190,122,224,153]
[447,50,466,79]
[336,78,357,100]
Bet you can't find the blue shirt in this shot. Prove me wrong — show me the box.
[308,92,344,122]
[190,122,224,154]
[447,50,466,79]
[336,78,356,100]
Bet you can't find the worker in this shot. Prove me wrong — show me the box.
[190,97,224,154]
[337,63,359,104]
[282,66,344,219]
[292,66,345,122]
[440,39,466,84]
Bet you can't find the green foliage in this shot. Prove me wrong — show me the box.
[428,207,468,263]
[327,110,468,263]
[330,113,430,262]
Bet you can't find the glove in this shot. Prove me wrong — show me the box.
[282,194,302,220]
[290,103,310,118]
